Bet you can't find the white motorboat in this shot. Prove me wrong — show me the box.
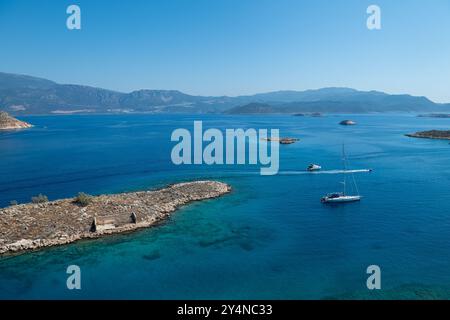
[307,164,322,171]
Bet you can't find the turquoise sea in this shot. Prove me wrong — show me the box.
[1,114,450,299]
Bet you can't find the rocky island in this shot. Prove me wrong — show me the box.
[406,130,450,140]
[0,111,32,130]
[262,137,300,144]
[339,120,357,126]
[0,181,231,255]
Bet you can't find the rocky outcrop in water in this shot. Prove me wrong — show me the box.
[405,130,450,140]
[0,111,32,130]
[0,181,231,255]
[262,137,300,144]
[339,120,357,125]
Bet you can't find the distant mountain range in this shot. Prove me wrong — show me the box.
[1,72,449,115]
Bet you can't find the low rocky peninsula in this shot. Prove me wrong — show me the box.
[0,111,32,130]
[406,130,450,140]
[0,181,231,255]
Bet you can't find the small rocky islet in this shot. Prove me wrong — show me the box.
[408,115,450,141]
[262,137,300,144]
[0,111,32,130]
[405,130,450,140]
[339,120,357,126]
[0,181,231,255]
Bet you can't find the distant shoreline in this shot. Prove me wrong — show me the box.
[0,181,231,256]
[2,72,450,115]
[418,113,450,118]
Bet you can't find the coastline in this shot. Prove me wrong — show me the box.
[0,181,231,256]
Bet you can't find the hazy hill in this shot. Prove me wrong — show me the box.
[0,72,228,114]
[227,92,450,114]
[1,72,449,115]
[239,88,361,103]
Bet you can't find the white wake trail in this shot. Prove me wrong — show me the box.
[279,169,372,175]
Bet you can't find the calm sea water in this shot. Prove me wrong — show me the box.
[1,114,450,299]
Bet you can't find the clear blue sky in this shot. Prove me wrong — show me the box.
[1,0,449,102]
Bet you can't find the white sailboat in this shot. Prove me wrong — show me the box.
[321,145,361,203]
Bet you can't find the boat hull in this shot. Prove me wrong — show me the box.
[307,165,322,172]
[321,195,361,203]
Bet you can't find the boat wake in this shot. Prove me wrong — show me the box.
[279,169,372,175]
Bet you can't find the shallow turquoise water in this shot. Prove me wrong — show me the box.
[1,114,450,299]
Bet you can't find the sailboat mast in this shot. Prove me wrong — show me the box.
[342,144,347,196]
[344,143,360,197]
